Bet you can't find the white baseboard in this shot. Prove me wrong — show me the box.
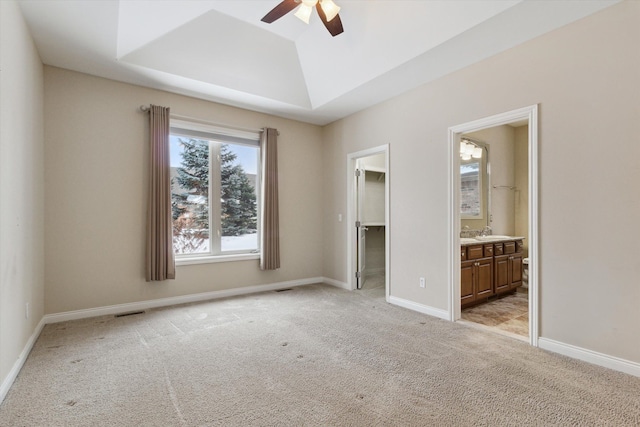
[44,277,325,324]
[538,337,640,378]
[322,277,351,290]
[389,296,450,320]
[0,318,46,404]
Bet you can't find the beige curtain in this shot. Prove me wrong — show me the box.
[260,128,280,270]
[145,105,176,281]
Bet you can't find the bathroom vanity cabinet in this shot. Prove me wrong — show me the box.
[460,243,493,305]
[494,246,523,295]
[461,238,523,307]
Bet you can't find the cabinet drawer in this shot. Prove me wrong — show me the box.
[516,240,524,253]
[483,244,494,257]
[461,247,467,261]
[504,241,516,254]
[467,245,484,260]
[494,243,504,255]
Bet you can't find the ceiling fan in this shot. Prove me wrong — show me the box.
[261,0,344,37]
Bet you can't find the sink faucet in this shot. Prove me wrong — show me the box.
[481,226,492,237]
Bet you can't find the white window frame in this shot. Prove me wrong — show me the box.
[170,118,261,265]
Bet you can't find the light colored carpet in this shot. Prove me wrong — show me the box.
[1,284,639,426]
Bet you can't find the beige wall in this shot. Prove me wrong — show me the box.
[44,67,324,314]
[322,1,640,362]
[466,125,516,235]
[360,153,385,171]
[514,125,529,257]
[364,227,385,276]
[0,0,45,390]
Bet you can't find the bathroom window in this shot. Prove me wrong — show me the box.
[169,120,260,261]
[460,162,483,219]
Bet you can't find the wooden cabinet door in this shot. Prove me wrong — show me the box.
[461,260,475,305]
[510,254,523,289]
[494,255,510,294]
[476,258,493,298]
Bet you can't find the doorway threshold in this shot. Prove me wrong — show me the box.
[456,319,528,343]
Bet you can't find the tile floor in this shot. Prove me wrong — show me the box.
[461,289,529,337]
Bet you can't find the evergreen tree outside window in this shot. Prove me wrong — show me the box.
[169,121,260,258]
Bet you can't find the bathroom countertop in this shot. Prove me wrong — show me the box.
[460,236,525,246]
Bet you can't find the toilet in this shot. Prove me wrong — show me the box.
[522,257,529,288]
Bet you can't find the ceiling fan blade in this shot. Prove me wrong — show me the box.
[316,3,344,37]
[261,0,300,24]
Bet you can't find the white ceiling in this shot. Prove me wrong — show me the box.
[17,0,619,125]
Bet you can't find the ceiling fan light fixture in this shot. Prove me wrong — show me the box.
[261,0,344,36]
[294,3,314,24]
[320,0,341,22]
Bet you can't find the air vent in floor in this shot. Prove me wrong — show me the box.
[114,310,145,318]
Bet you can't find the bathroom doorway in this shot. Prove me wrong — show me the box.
[448,106,539,346]
[347,145,389,301]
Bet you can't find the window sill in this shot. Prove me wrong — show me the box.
[176,253,260,266]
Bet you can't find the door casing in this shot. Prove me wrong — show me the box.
[448,105,539,346]
[347,145,390,301]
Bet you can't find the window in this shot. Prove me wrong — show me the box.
[170,119,260,261]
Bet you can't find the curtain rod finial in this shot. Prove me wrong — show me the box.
[139,105,150,112]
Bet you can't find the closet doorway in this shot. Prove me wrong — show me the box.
[448,106,539,346]
[347,145,389,301]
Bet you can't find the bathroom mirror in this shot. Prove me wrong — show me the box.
[460,139,490,229]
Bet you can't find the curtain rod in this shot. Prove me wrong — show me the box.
[138,105,277,135]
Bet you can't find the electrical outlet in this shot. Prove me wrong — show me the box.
[25,302,30,319]
[419,277,425,288]
[338,214,343,222]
